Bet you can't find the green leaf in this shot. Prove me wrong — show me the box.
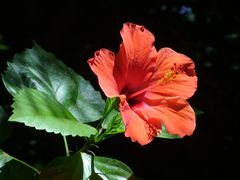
[93,155,133,179]
[0,150,12,169]
[101,98,125,134]
[38,152,87,180]
[102,98,119,117]
[157,125,181,139]
[0,106,7,123]
[2,42,105,123]
[10,88,97,137]
[0,149,39,180]
[101,110,124,134]
[39,152,134,180]
[0,106,12,143]
[89,173,105,180]
[94,98,124,142]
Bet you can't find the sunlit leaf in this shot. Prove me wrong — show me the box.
[10,88,97,137]
[2,42,105,123]
[0,149,39,180]
[39,152,133,180]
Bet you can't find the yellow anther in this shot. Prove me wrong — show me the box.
[159,68,178,85]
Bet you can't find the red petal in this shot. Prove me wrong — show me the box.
[113,23,158,93]
[147,48,197,99]
[130,96,196,137]
[119,96,159,145]
[119,22,156,62]
[88,49,119,97]
[148,97,196,137]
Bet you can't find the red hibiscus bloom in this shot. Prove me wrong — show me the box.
[88,22,197,145]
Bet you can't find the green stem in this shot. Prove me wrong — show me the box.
[63,136,70,156]
[80,137,93,152]
[12,157,40,175]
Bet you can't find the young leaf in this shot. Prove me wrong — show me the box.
[101,97,125,134]
[39,152,134,180]
[0,149,39,180]
[102,97,119,117]
[101,110,124,132]
[157,125,181,139]
[2,42,105,123]
[10,88,97,137]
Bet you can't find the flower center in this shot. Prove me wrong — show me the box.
[158,64,178,85]
[126,64,179,101]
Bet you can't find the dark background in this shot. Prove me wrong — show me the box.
[1,0,240,179]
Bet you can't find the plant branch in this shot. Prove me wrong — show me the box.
[80,137,93,153]
[63,135,70,156]
[12,157,40,175]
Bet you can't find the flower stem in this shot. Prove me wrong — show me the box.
[12,157,40,175]
[63,136,70,156]
[80,137,94,153]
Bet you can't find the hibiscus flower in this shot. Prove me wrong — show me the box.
[88,22,197,145]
